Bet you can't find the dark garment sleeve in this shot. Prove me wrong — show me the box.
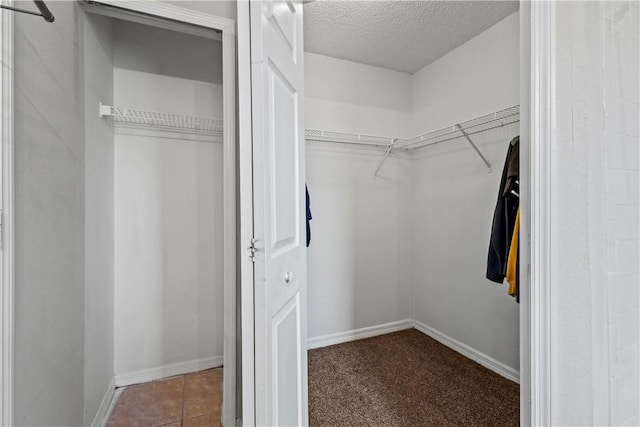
[486,137,519,283]
[306,185,312,247]
[503,138,520,197]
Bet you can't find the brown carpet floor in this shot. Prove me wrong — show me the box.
[308,329,519,426]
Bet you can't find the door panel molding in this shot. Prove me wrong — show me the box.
[271,293,302,427]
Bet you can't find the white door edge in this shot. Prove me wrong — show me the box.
[526,1,554,425]
[519,1,532,425]
[237,1,256,426]
[0,2,15,425]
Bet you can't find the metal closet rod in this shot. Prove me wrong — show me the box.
[1,1,55,23]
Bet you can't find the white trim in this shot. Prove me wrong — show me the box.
[84,3,237,425]
[519,1,532,424]
[114,356,224,388]
[80,1,222,41]
[90,376,116,427]
[529,1,554,425]
[220,12,237,427]
[412,320,520,384]
[89,1,235,36]
[307,320,413,350]
[237,1,255,426]
[101,387,124,427]
[0,2,14,425]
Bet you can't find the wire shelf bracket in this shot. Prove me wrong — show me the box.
[0,1,55,23]
[99,103,223,135]
[374,138,398,177]
[455,123,492,173]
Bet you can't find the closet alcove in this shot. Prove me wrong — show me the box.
[83,0,229,408]
[303,1,521,423]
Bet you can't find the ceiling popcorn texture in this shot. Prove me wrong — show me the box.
[303,1,519,74]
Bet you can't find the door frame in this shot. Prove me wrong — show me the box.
[0,1,15,425]
[237,1,255,425]
[239,1,555,426]
[523,1,554,425]
[0,1,237,426]
[90,3,238,425]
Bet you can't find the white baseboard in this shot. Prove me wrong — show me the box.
[115,355,224,387]
[307,319,413,350]
[91,376,116,427]
[412,320,520,384]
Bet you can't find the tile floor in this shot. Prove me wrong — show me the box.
[106,368,222,427]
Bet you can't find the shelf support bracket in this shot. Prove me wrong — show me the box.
[99,102,113,118]
[374,138,397,177]
[455,123,492,173]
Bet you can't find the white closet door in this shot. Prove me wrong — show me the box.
[249,1,308,426]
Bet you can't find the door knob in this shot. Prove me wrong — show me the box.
[284,272,293,283]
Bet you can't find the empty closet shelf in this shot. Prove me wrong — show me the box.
[99,103,223,135]
[305,105,519,175]
[398,105,520,150]
[305,129,395,149]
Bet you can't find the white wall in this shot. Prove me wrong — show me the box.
[601,2,640,423]
[113,26,225,376]
[305,52,412,138]
[114,134,223,375]
[410,12,520,371]
[410,129,520,370]
[305,12,520,373]
[13,2,86,425]
[305,53,414,339]
[306,151,413,338]
[113,20,222,85]
[409,12,519,135]
[549,2,640,425]
[83,13,115,425]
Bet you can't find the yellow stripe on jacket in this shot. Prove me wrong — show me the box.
[506,207,520,297]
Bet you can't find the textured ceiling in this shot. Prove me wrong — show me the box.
[303,1,519,74]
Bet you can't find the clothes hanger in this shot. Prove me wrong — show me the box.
[511,180,520,198]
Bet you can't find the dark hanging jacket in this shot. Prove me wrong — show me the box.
[486,137,519,283]
[306,186,312,247]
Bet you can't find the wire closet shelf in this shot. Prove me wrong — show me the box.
[398,105,519,150]
[304,129,396,149]
[305,105,520,175]
[99,103,224,135]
